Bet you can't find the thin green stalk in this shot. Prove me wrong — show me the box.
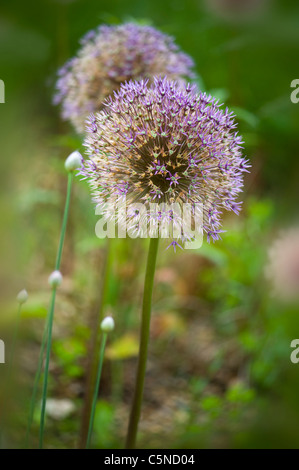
[26,172,73,448]
[125,237,159,449]
[39,287,57,449]
[55,172,73,270]
[86,333,107,449]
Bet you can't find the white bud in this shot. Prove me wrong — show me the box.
[48,270,63,288]
[17,289,28,305]
[100,316,115,333]
[64,151,82,172]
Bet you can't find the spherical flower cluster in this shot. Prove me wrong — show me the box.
[266,228,299,301]
[54,23,194,133]
[81,77,250,248]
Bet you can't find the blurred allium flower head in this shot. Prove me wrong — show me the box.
[54,23,194,133]
[81,77,249,248]
[266,228,299,301]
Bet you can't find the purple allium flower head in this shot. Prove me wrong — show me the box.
[81,77,250,246]
[266,228,299,302]
[54,23,195,133]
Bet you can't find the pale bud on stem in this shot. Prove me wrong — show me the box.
[64,151,82,173]
[48,270,63,288]
[100,316,115,333]
[17,289,28,305]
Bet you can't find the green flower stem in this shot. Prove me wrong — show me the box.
[125,237,159,449]
[55,172,73,270]
[26,172,74,448]
[86,332,108,449]
[39,287,57,449]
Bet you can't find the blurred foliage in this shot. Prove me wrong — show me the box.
[106,334,139,360]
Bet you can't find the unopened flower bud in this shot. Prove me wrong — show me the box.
[64,151,82,172]
[17,289,28,305]
[48,270,63,288]
[100,316,115,333]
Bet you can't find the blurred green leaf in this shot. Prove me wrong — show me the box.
[232,106,260,128]
[106,333,139,360]
[226,383,255,404]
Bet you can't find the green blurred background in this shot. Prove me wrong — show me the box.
[1,0,299,449]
